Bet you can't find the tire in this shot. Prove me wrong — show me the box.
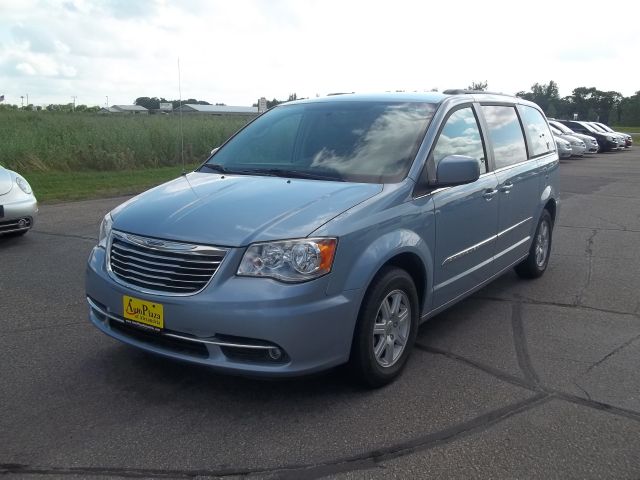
[349,266,419,388]
[515,210,553,279]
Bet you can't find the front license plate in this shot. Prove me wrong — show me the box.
[123,295,164,331]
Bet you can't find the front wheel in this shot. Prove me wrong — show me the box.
[349,267,419,388]
[515,210,553,279]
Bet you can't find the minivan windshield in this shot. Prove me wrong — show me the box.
[201,101,437,183]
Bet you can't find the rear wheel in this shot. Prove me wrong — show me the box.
[515,210,553,279]
[350,266,419,388]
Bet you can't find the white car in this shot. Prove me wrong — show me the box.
[550,126,586,156]
[554,136,573,159]
[0,165,38,236]
[548,120,598,153]
[592,122,632,148]
[587,122,626,149]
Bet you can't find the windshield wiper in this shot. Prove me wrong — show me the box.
[199,164,343,181]
[200,164,281,177]
[200,163,229,173]
[247,168,345,182]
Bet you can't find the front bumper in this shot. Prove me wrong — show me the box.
[0,191,38,234]
[557,147,572,159]
[569,144,587,156]
[86,246,362,376]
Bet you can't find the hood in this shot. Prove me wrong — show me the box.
[571,133,597,143]
[559,134,581,144]
[0,167,14,196]
[111,172,383,247]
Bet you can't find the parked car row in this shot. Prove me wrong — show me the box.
[549,120,598,158]
[549,119,632,155]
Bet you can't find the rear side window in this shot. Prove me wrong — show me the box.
[519,106,553,157]
[481,105,527,169]
[431,106,486,174]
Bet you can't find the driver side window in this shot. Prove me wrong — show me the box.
[432,107,486,174]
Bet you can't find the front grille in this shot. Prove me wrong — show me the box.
[0,217,31,233]
[108,231,227,295]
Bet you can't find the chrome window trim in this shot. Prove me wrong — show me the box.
[87,297,274,350]
[106,230,229,297]
[490,155,539,175]
[413,156,546,200]
[442,217,532,266]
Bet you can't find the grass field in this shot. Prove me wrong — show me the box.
[0,111,250,172]
[613,126,640,133]
[25,165,197,203]
[0,111,251,202]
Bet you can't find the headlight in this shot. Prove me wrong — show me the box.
[15,175,32,194]
[238,238,337,282]
[607,136,614,141]
[98,213,113,248]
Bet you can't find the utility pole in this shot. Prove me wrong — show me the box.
[20,96,24,108]
[26,94,29,106]
[105,96,109,108]
[72,96,77,111]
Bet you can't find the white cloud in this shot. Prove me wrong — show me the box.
[16,62,36,75]
[0,0,639,107]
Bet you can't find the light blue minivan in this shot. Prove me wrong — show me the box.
[86,91,559,386]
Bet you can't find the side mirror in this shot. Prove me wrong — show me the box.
[210,147,219,155]
[433,155,480,187]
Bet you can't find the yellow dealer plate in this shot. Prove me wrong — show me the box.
[122,295,164,331]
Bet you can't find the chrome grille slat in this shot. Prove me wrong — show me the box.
[0,218,31,232]
[111,271,196,290]
[108,231,227,295]
[111,264,206,284]
[111,242,223,265]
[110,251,218,271]
[110,257,213,278]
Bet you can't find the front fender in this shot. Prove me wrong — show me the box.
[328,228,434,313]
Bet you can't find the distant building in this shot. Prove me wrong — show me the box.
[99,105,149,114]
[174,104,258,116]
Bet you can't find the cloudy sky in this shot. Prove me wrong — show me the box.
[1,0,638,107]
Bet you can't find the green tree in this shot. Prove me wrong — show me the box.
[516,81,560,114]
[467,81,488,91]
[619,91,640,126]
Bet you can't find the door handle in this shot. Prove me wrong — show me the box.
[483,188,498,200]
[541,165,549,178]
[499,182,513,193]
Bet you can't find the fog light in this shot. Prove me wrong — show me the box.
[18,219,27,228]
[268,347,282,361]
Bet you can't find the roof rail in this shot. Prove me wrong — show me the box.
[442,89,513,96]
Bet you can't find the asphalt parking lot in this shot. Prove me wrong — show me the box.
[1,148,640,479]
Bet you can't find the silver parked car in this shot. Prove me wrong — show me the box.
[0,165,38,236]
[554,136,573,159]
[550,126,586,156]
[86,91,559,386]
[548,120,599,153]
